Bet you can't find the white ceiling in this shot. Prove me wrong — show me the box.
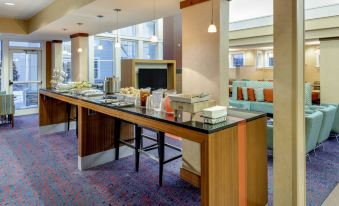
[1,0,339,41]
[0,0,55,20]
[230,0,339,22]
[29,0,181,41]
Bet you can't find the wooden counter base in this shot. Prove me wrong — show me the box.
[39,90,268,206]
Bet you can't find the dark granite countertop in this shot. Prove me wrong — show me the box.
[40,88,266,134]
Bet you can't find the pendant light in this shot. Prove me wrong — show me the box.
[208,0,217,33]
[97,15,104,50]
[150,0,158,43]
[77,23,84,52]
[114,9,121,48]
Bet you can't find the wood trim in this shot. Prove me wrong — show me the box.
[180,167,200,188]
[70,33,89,39]
[180,0,209,9]
[52,40,63,43]
[39,90,206,143]
[319,37,339,41]
[45,42,52,88]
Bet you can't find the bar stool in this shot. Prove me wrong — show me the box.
[114,120,182,186]
[67,104,78,137]
[136,127,182,186]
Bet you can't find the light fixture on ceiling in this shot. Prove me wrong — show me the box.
[97,15,104,50]
[150,0,158,43]
[4,2,15,6]
[62,28,69,55]
[77,23,84,53]
[114,9,121,48]
[208,0,217,33]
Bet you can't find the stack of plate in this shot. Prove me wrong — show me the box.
[202,106,228,124]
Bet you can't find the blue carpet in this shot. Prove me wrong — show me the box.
[0,115,338,205]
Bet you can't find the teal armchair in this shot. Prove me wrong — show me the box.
[308,105,336,146]
[0,93,15,128]
[266,110,323,157]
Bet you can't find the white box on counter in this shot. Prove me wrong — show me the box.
[202,106,227,119]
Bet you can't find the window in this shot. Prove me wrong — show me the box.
[265,51,274,67]
[256,50,273,68]
[143,42,158,60]
[120,26,137,37]
[9,41,41,48]
[62,41,72,82]
[315,49,320,68]
[94,39,114,84]
[121,40,137,59]
[229,53,245,68]
[140,21,156,38]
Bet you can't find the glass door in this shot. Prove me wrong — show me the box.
[9,50,41,115]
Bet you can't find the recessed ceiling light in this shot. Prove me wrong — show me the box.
[4,2,15,6]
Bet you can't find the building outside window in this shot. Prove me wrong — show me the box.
[256,50,274,68]
[120,26,137,37]
[265,51,274,67]
[121,40,137,59]
[62,41,72,82]
[230,53,245,68]
[143,42,158,60]
[140,21,156,38]
[94,39,114,83]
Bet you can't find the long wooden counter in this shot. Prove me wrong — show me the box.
[39,89,268,206]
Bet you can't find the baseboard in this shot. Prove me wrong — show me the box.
[78,145,134,170]
[39,122,76,135]
[180,167,201,188]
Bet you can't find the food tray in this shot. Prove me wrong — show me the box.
[169,94,210,103]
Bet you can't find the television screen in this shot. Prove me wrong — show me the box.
[138,69,167,91]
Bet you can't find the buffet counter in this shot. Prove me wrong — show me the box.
[39,88,267,206]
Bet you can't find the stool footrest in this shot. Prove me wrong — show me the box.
[163,155,182,164]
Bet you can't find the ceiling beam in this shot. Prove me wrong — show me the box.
[28,0,96,33]
[180,0,209,9]
[0,17,28,34]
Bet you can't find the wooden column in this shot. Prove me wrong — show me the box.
[320,37,339,104]
[45,42,52,88]
[70,33,89,81]
[273,0,306,205]
[181,0,229,105]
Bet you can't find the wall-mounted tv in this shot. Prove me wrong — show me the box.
[138,69,167,91]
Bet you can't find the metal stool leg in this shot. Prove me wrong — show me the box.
[158,132,165,186]
[67,104,71,131]
[75,107,78,138]
[114,119,121,160]
[135,126,142,172]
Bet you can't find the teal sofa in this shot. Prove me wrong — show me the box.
[307,105,337,147]
[230,81,313,114]
[267,110,323,154]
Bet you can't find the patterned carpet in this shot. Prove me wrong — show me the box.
[0,115,338,206]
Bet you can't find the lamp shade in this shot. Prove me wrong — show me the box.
[208,24,217,33]
[97,44,103,50]
[150,35,158,43]
[115,42,121,48]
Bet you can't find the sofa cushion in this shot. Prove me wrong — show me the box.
[242,87,248,101]
[231,81,247,100]
[254,88,264,102]
[237,87,244,100]
[250,101,273,114]
[229,99,251,110]
[248,88,256,101]
[264,88,273,103]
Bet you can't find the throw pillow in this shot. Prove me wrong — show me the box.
[247,88,256,101]
[254,88,264,102]
[264,88,274,103]
[242,87,248,101]
[237,87,243,100]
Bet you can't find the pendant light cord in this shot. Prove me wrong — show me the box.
[211,0,214,24]
[153,0,156,36]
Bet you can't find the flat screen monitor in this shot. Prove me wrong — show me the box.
[138,69,167,91]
